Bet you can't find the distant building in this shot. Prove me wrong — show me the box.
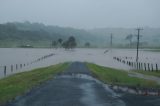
[19,44,33,48]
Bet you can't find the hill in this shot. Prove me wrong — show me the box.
[88,27,160,48]
[0,22,103,48]
[0,21,160,48]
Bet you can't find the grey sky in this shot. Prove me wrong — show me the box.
[0,0,159,29]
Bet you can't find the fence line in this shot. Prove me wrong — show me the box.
[0,53,55,77]
[113,56,159,72]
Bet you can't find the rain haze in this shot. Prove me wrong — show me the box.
[0,0,160,29]
[1,0,160,106]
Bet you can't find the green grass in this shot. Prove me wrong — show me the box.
[143,49,160,52]
[135,70,160,78]
[86,63,159,88]
[150,50,160,52]
[0,63,69,105]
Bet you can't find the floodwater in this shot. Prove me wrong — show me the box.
[0,48,160,78]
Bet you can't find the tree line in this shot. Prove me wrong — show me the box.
[51,36,77,49]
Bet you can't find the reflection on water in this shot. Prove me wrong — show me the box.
[55,73,125,106]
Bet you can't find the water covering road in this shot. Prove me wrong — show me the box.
[7,62,160,106]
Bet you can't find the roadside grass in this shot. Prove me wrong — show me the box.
[151,50,160,52]
[86,63,159,88]
[135,70,160,78]
[0,63,69,105]
[149,49,160,52]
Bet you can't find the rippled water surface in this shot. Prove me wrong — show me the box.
[0,48,160,78]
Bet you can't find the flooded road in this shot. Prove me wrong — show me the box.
[7,62,160,106]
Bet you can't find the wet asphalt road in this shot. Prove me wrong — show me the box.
[6,62,160,106]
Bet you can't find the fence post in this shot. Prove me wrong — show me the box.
[151,64,154,72]
[20,64,22,68]
[141,63,143,70]
[144,63,146,71]
[16,64,18,70]
[11,65,13,72]
[148,63,150,71]
[139,62,141,70]
[129,61,131,66]
[156,64,158,72]
[4,66,6,76]
[137,62,139,70]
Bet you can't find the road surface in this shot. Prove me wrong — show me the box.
[6,62,160,106]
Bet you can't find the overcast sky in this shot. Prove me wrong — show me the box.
[0,0,159,29]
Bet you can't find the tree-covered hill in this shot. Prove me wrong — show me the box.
[0,22,101,48]
[0,21,160,48]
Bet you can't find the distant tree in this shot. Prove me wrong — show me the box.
[62,41,69,49]
[58,38,63,45]
[62,36,77,49]
[85,42,90,48]
[68,36,76,49]
[51,41,58,48]
[125,34,133,48]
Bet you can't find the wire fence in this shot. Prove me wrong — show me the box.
[0,53,55,78]
[113,56,159,71]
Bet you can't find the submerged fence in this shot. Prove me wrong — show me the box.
[113,56,159,72]
[0,53,55,77]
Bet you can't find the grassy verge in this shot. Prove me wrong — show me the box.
[150,50,160,52]
[143,49,160,52]
[135,70,160,78]
[86,63,159,88]
[0,63,69,105]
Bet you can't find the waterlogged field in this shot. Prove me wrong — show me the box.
[0,48,160,78]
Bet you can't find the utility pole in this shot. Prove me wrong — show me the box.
[136,28,143,62]
[110,33,113,49]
